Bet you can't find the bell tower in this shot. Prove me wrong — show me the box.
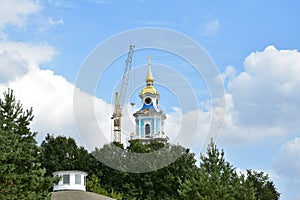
[130,57,167,143]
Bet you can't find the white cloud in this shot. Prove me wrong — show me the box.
[38,17,64,32]
[0,40,70,142]
[47,18,64,26]
[0,41,56,84]
[222,65,236,83]
[164,105,222,152]
[0,0,41,28]
[162,91,278,149]
[70,44,300,151]
[1,42,299,156]
[0,32,8,40]
[0,51,28,83]
[0,41,56,67]
[6,67,113,147]
[161,46,300,147]
[212,46,300,199]
[273,137,300,200]
[274,137,300,182]
[12,80,110,149]
[73,88,113,150]
[201,19,219,36]
[229,45,300,131]
[9,68,75,139]
[0,40,113,149]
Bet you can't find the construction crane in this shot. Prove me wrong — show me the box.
[111,45,135,143]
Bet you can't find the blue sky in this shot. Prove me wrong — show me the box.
[1,0,300,199]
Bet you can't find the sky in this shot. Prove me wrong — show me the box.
[0,0,300,199]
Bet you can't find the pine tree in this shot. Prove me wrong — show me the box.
[179,139,256,200]
[0,89,56,199]
[246,170,280,200]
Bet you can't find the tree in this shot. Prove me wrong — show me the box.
[178,139,256,200]
[92,140,198,199]
[38,132,280,200]
[96,139,280,200]
[246,169,280,200]
[86,174,122,200]
[0,89,56,199]
[40,133,101,177]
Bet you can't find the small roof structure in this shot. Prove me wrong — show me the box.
[52,190,115,200]
[53,170,87,192]
[52,170,115,200]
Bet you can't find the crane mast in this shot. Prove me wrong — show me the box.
[112,45,135,143]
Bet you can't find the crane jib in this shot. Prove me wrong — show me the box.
[112,45,135,143]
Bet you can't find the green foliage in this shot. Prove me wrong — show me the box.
[91,139,280,199]
[179,139,238,199]
[86,174,122,199]
[92,140,197,199]
[0,89,56,199]
[128,139,165,153]
[178,139,280,200]
[232,173,256,200]
[40,133,101,177]
[38,123,280,200]
[37,130,280,200]
[39,134,119,197]
[246,169,280,200]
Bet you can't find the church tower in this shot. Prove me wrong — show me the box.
[130,57,167,143]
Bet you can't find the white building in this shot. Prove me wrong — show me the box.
[53,170,87,191]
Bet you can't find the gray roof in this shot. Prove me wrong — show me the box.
[52,190,115,200]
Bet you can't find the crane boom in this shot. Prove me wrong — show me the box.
[112,45,135,143]
[119,45,135,108]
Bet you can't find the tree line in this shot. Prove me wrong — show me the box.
[0,90,280,199]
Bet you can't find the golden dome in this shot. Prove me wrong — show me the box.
[141,85,157,95]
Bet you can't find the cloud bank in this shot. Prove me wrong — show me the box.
[0,0,41,28]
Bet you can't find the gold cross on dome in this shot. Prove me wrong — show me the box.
[148,56,151,65]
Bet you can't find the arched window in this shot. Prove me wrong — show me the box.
[145,124,150,138]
